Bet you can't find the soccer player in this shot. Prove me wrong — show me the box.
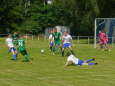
[17,35,30,62]
[12,32,19,45]
[52,28,62,53]
[62,31,74,56]
[98,31,110,51]
[49,29,54,51]
[65,53,97,66]
[6,34,17,60]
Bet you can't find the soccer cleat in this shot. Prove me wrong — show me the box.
[22,59,30,62]
[95,63,98,65]
[10,58,16,60]
[92,58,95,61]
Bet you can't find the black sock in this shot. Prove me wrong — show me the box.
[70,50,75,55]
[50,47,52,51]
[62,50,64,56]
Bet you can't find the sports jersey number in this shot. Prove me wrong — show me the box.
[19,41,23,46]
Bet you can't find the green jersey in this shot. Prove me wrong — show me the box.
[18,39,26,51]
[52,32,61,45]
[52,32,61,41]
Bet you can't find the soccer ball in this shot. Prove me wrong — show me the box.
[41,49,44,53]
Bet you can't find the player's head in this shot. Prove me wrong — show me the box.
[67,52,72,56]
[51,29,54,33]
[66,61,73,66]
[19,35,24,39]
[63,31,68,36]
[49,29,53,33]
[14,32,18,34]
[101,29,106,33]
[53,27,57,32]
[7,34,12,38]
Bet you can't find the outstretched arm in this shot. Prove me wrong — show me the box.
[65,61,73,66]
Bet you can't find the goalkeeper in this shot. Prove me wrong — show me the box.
[17,35,30,62]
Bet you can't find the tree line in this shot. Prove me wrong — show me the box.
[0,0,115,35]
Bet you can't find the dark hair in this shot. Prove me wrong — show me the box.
[66,52,72,56]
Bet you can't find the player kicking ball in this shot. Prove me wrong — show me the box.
[17,35,31,62]
[62,31,74,56]
[6,34,17,60]
[65,53,97,66]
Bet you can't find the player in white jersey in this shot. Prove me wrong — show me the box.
[62,31,74,56]
[65,53,97,66]
[6,34,17,60]
[49,30,54,52]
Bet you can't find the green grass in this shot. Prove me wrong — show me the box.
[0,38,115,86]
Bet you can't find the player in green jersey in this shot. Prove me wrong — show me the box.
[52,28,62,53]
[17,35,30,62]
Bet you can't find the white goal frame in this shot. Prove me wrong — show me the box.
[94,18,115,48]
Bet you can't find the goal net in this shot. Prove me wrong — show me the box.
[94,18,115,48]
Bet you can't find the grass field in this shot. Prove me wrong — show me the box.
[0,38,115,86]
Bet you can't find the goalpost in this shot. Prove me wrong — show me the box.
[94,18,115,48]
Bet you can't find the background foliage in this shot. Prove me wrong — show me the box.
[0,0,115,35]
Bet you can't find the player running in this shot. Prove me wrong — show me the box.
[49,29,54,52]
[65,53,97,66]
[62,31,74,56]
[17,35,31,62]
[52,28,62,53]
[6,34,17,60]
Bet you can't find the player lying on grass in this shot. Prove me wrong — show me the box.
[6,34,17,60]
[98,30,111,51]
[17,35,31,62]
[62,31,75,56]
[65,53,97,66]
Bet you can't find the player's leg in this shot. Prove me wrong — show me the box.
[85,58,95,63]
[104,41,111,51]
[77,59,84,65]
[62,48,65,56]
[83,58,97,65]
[62,43,67,56]
[88,63,97,65]
[49,42,53,51]
[56,40,62,53]
[10,48,17,60]
[82,62,97,65]
[20,50,30,62]
[69,46,75,55]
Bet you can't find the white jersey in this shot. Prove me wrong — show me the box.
[49,34,54,43]
[62,34,72,44]
[67,54,79,65]
[6,38,14,48]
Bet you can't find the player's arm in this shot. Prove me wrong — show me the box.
[65,61,69,66]
[65,60,73,66]
[5,40,9,48]
[61,35,64,44]
[49,34,53,43]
